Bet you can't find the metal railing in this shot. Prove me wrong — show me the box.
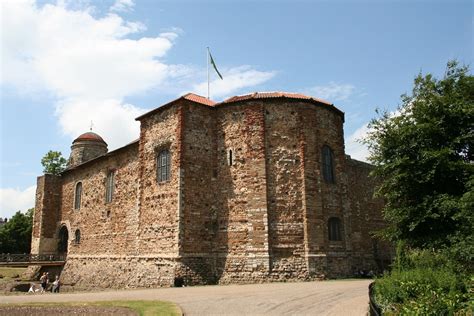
[368,282,382,316]
[0,253,66,263]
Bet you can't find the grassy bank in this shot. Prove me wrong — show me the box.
[0,267,27,279]
[0,300,181,316]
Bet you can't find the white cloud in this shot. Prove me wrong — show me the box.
[345,109,403,163]
[1,0,276,148]
[0,186,36,219]
[190,66,276,100]
[55,98,144,149]
[306,82,355,102]
[345,123,370,162]
[1,0,173,148]
[2,1,170,100]
[110,0,135,12]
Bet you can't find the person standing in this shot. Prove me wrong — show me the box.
[52,275,61,293]
[45,272,50,291]
[39,272,47,293]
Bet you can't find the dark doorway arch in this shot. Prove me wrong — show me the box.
[58,226,69,254]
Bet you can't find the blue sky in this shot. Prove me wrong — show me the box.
[1,0,472,218]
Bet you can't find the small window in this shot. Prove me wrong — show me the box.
[228,149,233,166]
[322,145,335,183]
[74,182,82,210]
[157,149,171,182]
[328,217,342,241]
[74,229,81,244]
[105,171,115,203]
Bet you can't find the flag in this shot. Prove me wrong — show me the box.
[209,51,223,80]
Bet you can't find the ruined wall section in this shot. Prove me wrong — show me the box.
[214,102,270,283]
[31,174,62,254]
[346,158,392,273]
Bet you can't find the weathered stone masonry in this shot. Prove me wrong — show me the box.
[31,92,392,288]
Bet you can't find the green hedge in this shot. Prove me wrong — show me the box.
[373,249,472,315]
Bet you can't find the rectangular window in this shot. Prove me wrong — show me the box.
[157,150,170,182]
[322,145,335,183]
[105,171,115,203]
[74,182,82,210]
[228,149,233,166]
[328,217,342,241]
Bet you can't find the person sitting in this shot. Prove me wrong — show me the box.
[28,283,41,294]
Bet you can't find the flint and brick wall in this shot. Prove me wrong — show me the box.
[346,158,393,272]
[265,102,307,279]
[57,143,143,287]
[32,97,391,289]
[299,102,351,277]
[213,102,271,283]
[31,174,62,254]
[138,105,180,256]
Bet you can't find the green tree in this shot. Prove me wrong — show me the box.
[41,150,67,175]
[0,208,34,253]
[365,61,474,256]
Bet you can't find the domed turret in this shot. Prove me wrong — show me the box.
[68,131,108,168]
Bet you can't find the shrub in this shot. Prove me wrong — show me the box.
[373,249,472,315]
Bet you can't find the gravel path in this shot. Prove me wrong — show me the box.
[0,279,372,315]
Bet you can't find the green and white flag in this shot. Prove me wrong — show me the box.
[209,51,223,80]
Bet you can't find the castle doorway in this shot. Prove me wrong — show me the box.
[58,226,68,255]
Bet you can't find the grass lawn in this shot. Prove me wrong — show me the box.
[0,267,27,279]
[2,300,181,316]
[0,267,28,287]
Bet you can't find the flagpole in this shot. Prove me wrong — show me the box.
[207,47,210,99]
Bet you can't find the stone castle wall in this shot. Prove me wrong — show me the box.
[137,104,181,256]
[299,102,351,277]
[57,143,143,287]
[69,140,108,168]
[346,158,393,272]
[59,143,139,257]
[32,97,391,288]
[31,174,62,254]
[212,102,271,283]
[178,101,216,283]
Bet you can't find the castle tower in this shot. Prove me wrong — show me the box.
[68,131,108,168]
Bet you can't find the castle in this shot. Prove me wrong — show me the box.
[31,92,392,288]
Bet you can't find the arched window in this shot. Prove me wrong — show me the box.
[74,229,81,244]
[328,217,342,241]
[58,226,68,254]
[105,171,115,203]
[157,149,170,182]
[322,145,335,183]
[74,182,82,210]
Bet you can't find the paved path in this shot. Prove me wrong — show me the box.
[0,279,372,315]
